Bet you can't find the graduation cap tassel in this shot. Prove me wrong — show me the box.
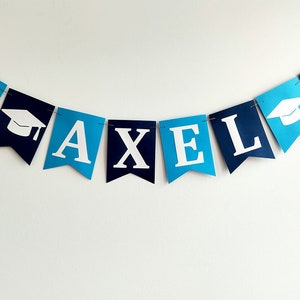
[33,127,42,141]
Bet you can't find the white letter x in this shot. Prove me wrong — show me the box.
[113,128,150,169]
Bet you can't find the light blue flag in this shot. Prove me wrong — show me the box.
[44,107,105,179]
[159,115,215,183]
[256,76,300,152]
[0,81,7,97]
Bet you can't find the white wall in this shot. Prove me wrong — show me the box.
[1,0,300,299]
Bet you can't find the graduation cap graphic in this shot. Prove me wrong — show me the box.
[267,97,300,126]
[1,108,46,141]
[0,88,55,165]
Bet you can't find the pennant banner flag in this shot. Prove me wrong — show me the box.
[159,115,215,183]
[44,107,105,179]
[0,88,54,164]
[106,120,156,183]
[256,76,300,152]
[1,72,300,183]
[209,100,275,173]
[0,81,7,97]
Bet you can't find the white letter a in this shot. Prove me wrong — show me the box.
[52,120,91,164]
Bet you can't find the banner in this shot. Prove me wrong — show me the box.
[256,76,300,152]
[209,100,275,173]
[159,115,215,183]
[1,72,300,183]
[44,107,105,179]
[0,88,54,165]
[106,120,156,183]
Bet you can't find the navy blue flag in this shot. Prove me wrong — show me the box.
[106,120,156,183]
[209,100,274,173]
[0,88,54,164]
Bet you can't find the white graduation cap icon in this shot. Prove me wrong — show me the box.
[1,109,46,141]
[267,97,300,126]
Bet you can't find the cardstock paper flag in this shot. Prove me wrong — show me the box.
[159,115,215,183]
[0,81,7,97]
[44,107,105,179]
[256,76,300,152]
[0,88,54,164]
[106,120,156,183]
[209,100,274,173]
